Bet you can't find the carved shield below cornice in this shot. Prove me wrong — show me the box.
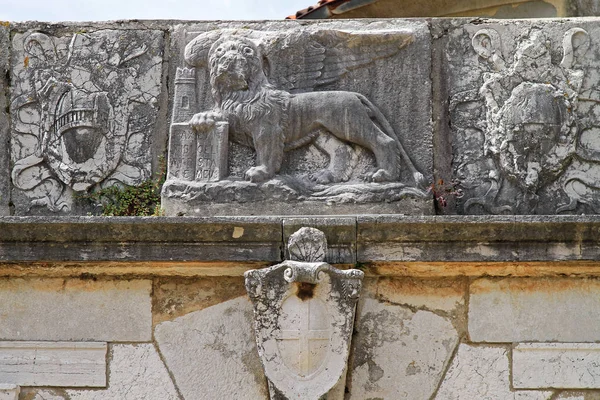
[245,260,363,400]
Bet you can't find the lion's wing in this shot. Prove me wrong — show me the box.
[264,30,414,92]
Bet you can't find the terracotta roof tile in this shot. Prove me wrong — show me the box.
[286,0,348,19]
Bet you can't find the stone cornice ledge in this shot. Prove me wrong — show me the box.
[0,215,598,277]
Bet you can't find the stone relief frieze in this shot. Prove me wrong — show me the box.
[10,30,163,213]
[163,24,433,215]
[450,23,600,214]
[245,227,363,400]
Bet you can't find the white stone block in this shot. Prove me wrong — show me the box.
[0,342,106,387]
[27,344,179,400]
[0,278,152,341]
[436,344,552,400]
[0,384,19,400]
[155,296,268,400]
[514,343,600,389]
[348,298,459,399]
[469,278,600,342]
[67,344,178,400]
[555,393,585,400]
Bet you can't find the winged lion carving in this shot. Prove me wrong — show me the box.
[184,29,425,186]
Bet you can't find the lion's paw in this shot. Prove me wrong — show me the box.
[413,172,427,189]
[370,169,395,182]
[310,170,337,185]
[189,111,221,132]
[245,166,272,183]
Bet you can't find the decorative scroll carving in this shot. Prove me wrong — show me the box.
[10,30,163,213]
[452,26,600,214]
[244,227,363,400]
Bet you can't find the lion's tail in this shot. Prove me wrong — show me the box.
[356,94,424,186]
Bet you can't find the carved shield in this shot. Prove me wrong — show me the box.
[498,81,574,187]
[41,81,124,191]
[245,261,363,400]
[277,294,330,378]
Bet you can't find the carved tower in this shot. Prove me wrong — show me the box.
[172,67,197,123]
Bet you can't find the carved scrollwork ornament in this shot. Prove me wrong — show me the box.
[10,29,163,213]
[462,26,593,214]
[472,28,506,71]
[561,28,590,69]
[283,263,327,284]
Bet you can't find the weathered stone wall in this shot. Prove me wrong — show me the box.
[0,216,592,399]
[3,18,600,217]
[6,273,600,399]
[0,17,600,400]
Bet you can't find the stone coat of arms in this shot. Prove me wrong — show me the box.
[10,30,163,213]
[450,25,600,214]
[245,227,363,399]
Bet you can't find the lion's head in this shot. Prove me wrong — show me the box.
[185,31,289,125]
[207,36,271,106]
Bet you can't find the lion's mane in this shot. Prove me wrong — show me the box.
[208,38,290,140]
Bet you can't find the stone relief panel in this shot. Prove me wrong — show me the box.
[163,21,433,216]
[10,29,164,214]
[0,24,10,216]
[448,21,600,214]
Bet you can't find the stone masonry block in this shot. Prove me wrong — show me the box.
[348,298,458,399]
[0,278,152,341]
[469,278,600,342]
[155,296,268,400]
[0,342,106,387]
[514,343,600,389]
[24,344,179,400]
[0,384,19,400]
[436,344,552,399]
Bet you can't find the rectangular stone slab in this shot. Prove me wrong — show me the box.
[356,215,600,262]
[0,342,106,387]
[162,20,433,216]
[513,343,600,389]
[0,278,151,341]
[440,19,600,215]
[469,278,600,342]
[0,216,284,262]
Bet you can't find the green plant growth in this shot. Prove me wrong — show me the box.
[83,158,166,216]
